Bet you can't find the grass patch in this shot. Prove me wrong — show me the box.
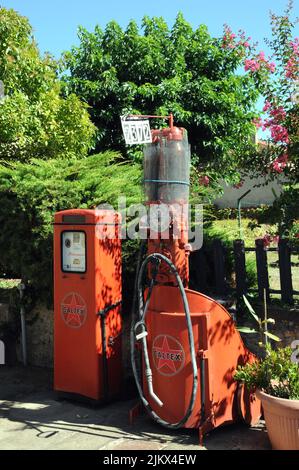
[0,279,20,289]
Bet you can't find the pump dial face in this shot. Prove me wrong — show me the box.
[62,231,86,273]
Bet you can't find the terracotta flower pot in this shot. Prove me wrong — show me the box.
[256,389,299,450]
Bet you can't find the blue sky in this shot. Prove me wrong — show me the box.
[1,0,298,58]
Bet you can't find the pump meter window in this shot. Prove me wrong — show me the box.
[62,231,86,273]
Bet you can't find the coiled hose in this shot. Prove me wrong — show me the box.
[130,251,198,429]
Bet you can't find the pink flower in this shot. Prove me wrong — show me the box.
[272,161,285,173]
[262,234,272,247]
[272,235,280,245]
[252,117,263,129]
[222,27,237,50]
[270,106,287,122]
[245,59,260,72]
[270,125,289,144]
[243,41,250,48]
[262,119,271,130]
[267,62,276,73]
[233,180,244,189]
[291,38,299,55]
[263,101,272,112]
[199,176,210,187]
[258,51,265,61]
[285,56,299,80]
[272,154,288,173]
[278,153,288,163]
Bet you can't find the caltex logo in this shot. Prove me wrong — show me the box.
[61,292,87,329]
[152,335,185,377]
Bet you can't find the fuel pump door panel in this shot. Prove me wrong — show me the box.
[61,231,86,273]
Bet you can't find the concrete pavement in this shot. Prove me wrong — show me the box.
[0,366,271,450]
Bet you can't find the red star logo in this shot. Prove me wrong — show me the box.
[61,292,86,328]
[153,336,184,374]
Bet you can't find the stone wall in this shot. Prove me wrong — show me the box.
[0,302,53,367]
[20,303,54,367]
[1,300,298,370]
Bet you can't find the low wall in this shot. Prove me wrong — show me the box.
[0,301,298,371]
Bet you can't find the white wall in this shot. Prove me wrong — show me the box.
[214,175,287,208]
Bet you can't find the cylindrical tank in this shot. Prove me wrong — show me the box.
[143,127,190,205]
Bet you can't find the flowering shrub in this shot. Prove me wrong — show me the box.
[285,37,299,79]
[239,2,298,239]
[262,233,280,248]
[245,52,276,74]
[240,2,298,179]
[199,175,210,187]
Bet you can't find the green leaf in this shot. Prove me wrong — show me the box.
[242,295,260,324]
[261,318,276,325]
[237,327,258,334]
[264,331,281,342]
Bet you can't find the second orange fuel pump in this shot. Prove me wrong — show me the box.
[129,115,261,442]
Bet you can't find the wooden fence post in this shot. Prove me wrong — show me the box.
[189,248,208,294]
[255,238,270,301]
[212,239,226,296]
[278,238,293,304]
[234,239,247,301]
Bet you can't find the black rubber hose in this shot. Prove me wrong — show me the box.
[130,252,198,429]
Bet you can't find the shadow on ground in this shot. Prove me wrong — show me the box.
[0,366,271,450]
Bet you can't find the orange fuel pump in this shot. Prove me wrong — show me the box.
[54,209,122,402]
[129,115,261,442]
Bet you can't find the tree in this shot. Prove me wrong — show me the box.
[239,1,299,239]
[0,7,96,161]
[63,13,259,182]
[0,8,142,301]
[241,1,298,183]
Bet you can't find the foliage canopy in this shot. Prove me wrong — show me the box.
[63,13,259,180]
[0,7,96,161]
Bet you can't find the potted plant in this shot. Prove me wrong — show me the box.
[235,296,299,450]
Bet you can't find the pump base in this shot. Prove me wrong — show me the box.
[54,390,121,407]
[141,285,261,438]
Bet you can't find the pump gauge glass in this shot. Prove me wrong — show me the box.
[61,231,86,273]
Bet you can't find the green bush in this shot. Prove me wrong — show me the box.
[254,185,299,239]
[235,346,299,400]
[0,152,142,304]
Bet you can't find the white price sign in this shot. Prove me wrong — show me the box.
[62,231,86,273]
[121,117,152,145]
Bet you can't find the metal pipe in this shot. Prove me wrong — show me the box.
[126,114,174,129]
[18,282,27,366]
[99,313,109,402]
[237,190,251,240]
[200,356,205,422]
[97,300,122,402]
